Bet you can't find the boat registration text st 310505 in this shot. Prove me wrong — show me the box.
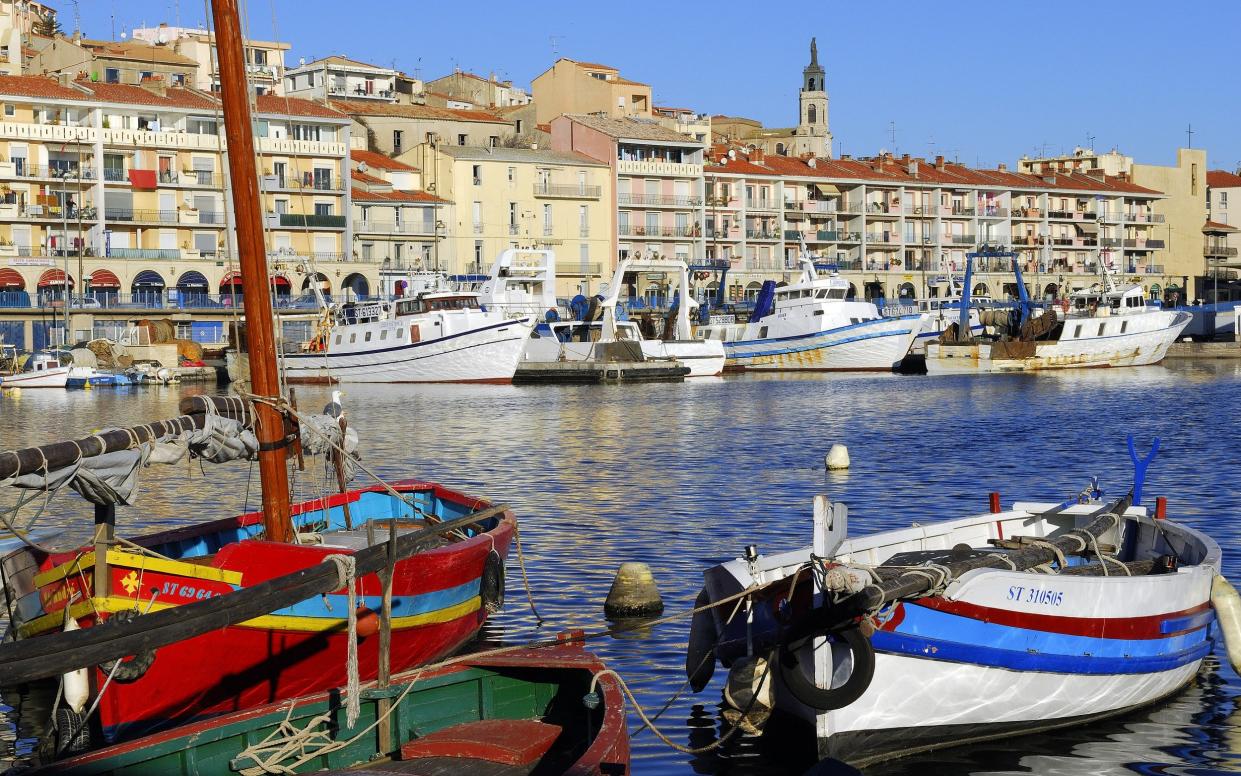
[1007,586,1064,607]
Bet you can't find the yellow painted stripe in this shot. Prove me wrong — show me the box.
[32,550,243,588]
[16,596,482,640]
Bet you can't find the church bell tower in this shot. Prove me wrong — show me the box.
[794,37,831,157]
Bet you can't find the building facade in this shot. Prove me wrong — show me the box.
[285,56,398,103]
[131,24,290,96]
[336,100,514,158]
[551,113,706,273]
[0,74,380,348]
[531,59,652,126]
[425,71,530,109]
[28,37,199,87]
[412,144,611,295]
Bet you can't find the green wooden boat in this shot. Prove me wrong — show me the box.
[41,642,629,775]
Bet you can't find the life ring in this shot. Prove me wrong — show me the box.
[776,626,874,711]
[480,550,505,613]
[98,610,157,684]
[685,587,717,692]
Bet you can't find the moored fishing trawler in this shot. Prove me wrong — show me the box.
[925,249,1191,373]
[685,439,1237,768]
[281,292,534,384]
[696,249,926,372]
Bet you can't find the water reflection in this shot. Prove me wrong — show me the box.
[2,361,1240,773]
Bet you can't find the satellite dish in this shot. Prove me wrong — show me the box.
[120,32,127,39]
[357,162,368,173]
[298,57,306,66]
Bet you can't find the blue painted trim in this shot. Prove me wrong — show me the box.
[273,578,478,619]
[1161,609,1216,634]
[731,314,923,347]
[284,318,523,360]
[871,630,1213,674]
[728,326,915,360]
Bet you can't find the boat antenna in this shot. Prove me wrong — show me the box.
[210,0,294,542]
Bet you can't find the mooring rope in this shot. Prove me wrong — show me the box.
[322,554,359,727]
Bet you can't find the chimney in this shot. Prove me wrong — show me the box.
[935,155,944,168]
[997,163,1007,171]
[139,74,167,97]
[751,147,764,163]
[908,159,919,177]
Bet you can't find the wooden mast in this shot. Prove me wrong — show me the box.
[210,0,294,542]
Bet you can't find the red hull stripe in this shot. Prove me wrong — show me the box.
[914,598,1214,640]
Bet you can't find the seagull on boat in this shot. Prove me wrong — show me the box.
[323,390,344,418]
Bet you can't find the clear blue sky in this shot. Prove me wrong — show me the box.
[79,0,1240,172]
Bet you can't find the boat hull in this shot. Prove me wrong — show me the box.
[692,501,1221,767]
[722,314,925,372]
[281,318,532,384]
[4,482,515,743]
[925,310,1191,373]
[0,366,71,388]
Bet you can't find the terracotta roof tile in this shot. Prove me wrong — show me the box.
[351,149,417,171]
[1204,220,1239,232]
[0,74,90,101]
[78,81,219,110]
[1208,170,1241,189]
[329,99,508,124]
[350,169,388,185]
[352,187,447,204]
[563,114,701,145]
[79,39,198,67]
[255,94,348,119]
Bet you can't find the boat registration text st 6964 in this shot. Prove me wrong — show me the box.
[1007,585,1064,607]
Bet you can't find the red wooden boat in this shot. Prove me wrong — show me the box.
[2,481,514,742]
[43,641,630,776]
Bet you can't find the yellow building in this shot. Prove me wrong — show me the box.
[0,73,380,347]
[531,59,652,127]
[411,143,612,296]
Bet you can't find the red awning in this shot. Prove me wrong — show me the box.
[0,268,24,289]
[128,169,158,189]
[271,275,291,287]
[37,268,74,288]
[87,269,121,288]
[220,271,243,287]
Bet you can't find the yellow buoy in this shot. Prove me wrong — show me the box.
[1211,575,1241,675]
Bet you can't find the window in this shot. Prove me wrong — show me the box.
[472,164,482,184]
[474,240,483,267]
[507,166,515,182]
[307,71,315,87]
[2,104,12,117]
[252,49,267,65]
[509,202,518,227]
[365,331,372,342]
[1097,323,1106,336]
[314,203,332,216]
[380,330,388,340]
[489,136,499,147]
[1121,321,1128,334]
[139,71,153,81]
[361,243,372,260]
[457,134,467,146]
[515,119,524,134]
[105,68,120,83]
[1222,191,1229,207]
[1073,325,1082,338]
[393,129,403,155]
[350,333,356,343]
[543,203,553,236]
[1191,163,1199,196]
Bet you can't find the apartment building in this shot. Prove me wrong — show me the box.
[1,0,56,75]
[285,56,398,102]
[425,71,530,109]
[335,100,513,158]
[29,37,199,87]
[131,24,290,96]
[348,148,451,296]
[653,107,710,143]
[532,59,652,126]
[701,146,1172,304]
[551,114,705,272]
[412,144,611,295]
[1205,169,1241,299]
[0,74,376,340]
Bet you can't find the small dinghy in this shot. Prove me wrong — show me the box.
[41,640,630,776]
[685,438,1237,768]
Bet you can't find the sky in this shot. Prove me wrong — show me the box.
[76,0,1241,172]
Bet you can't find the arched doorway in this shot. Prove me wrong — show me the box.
[132,270,165,307]
[86,269,120,305]
[972,282,990,297]
[0,268,29,308]
[341,273,369,301]
[1043,282,1059,300]
[219,271,244,305]
[176,271,210,305]
[863,281,884,301]
[37,268,73,306]
[898,282,916,299]
[270,273,292,300]
[744,281,763,303]
[302,272,331,302]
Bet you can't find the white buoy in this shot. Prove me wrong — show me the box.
[1212,575,1241,675]
[62,617,89,714]
[825,444,851,470]
[604,562,664,619]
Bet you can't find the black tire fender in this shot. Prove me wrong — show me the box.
[480,549,505,614]
[777,626,875,711]
[685,587,717,692]
[98,610,156,684]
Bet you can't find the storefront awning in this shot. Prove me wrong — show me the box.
[1077,221,1099,234]
[814,183,840,196]
[87,269,121,288]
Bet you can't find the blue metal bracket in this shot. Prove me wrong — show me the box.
[1127,435,1160,506]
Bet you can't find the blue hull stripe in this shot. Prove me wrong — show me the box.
[273,579,478,619]
[871,630,1213,675]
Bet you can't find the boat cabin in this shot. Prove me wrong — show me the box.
[23,351,62,373]
[1069,284,1148,317]
[395,294,482,317]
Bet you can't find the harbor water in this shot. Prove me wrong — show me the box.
[2,362,1241,774]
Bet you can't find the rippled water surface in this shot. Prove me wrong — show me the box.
[3,360,1241,774]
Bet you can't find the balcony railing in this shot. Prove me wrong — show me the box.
[745,228,778,239]
[621,225,700,238]
[102,168,127,182]
[277,213,347,228]
[104,208,179,223]
[946,206,976,217]
[354,220,436,235]
[14,164,97,180]
[744,199,778,211]
[949,234,977,244]
[1100,237,1123,247]
[977,206,1009,218]
[536,184,603,199]
[1125,213,1165,223]
[107,248,181,260]
[186,171,223,187]
[1124,239,1166,249]
[1206,246,1240,257]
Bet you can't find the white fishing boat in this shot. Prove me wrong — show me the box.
[0,351,71,389]
[686,440,1238,769]
[695,252,926,372]
[476,248,561,321]
[281,293,533,384]
[925,253,1190,373]
[907,280,987,355]
[519,255,725,377]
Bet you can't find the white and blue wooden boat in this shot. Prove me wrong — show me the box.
[685,439,1236,768]
[695,253,925,372]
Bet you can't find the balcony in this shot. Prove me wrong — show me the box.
[354,220,436,235]
[744,228,779,240]
[107,248,181,260]
[277,213,347,228]
[798,200,836,214]
[865,202,900,216]
[744,198,779,211]
[102,168,127,182]
[618,192,701,207]
[1100,237,1123,248]
[13,164,97,181]
[535,184,603,199]
[1123,239,1165,250]
[1206,245,1239,258]
[865,233,901,245]
[946,206,976,217]
[949,234,977,245]
[185,171,223,187]
[978,206,1009,218]
[104,208,179,223]
[622,225,700,238]
[616,159,702,177]
[1011,207,1043,220]
[1125,213,1165,224]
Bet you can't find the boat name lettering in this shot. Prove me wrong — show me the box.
[1006,585,1064,607]
[160,580,218,600]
